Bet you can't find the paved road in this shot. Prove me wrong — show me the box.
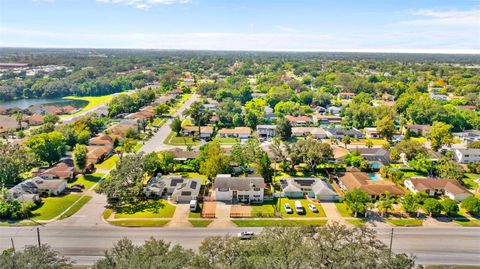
[0,225,479,266]
[140,93,199,153]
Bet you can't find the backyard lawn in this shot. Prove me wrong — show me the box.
[233,219,327,227]
[95,155,120,171]
[68,173,103,189]
[109,219,170,227]
[463,173,479,189]
[277,198,326,217]
[114,200,176,219]
[61,92,126,117]
[189,220,213,227]
[32,194,81,220]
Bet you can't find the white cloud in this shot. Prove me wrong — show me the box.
[96,0,191,10]
[275,25,297,32]
[400,8,480,26]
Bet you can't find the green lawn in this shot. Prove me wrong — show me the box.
[387,219,423,227]
[251,202,277,218]
[58,196,92,220]
[411,137,427,144]
[95,155,120,171]
[454,219,480,227]
[103,208,114,220]
[189,219,213,227]
[212,137,240,145]
[277,198,326,217]
[463,173,479,189]
[165,132,200,146]
[346,219,368,227]
[151,118,166,127]
[232,219,327,227]
[61,93,123,117]
[109,219,170,227]
[334,202,352,217]
[133,142,143,153]
[68,173,103,189]
[32,194,81,220]
[114,200,176,219]
[0,220,38,226]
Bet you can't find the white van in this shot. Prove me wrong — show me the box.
[294,201,304,214]
[189,200,198,212]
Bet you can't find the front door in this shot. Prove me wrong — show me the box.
[232,191,237,199]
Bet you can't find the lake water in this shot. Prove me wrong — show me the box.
[0,98,87,109]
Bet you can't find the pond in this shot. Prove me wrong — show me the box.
[0,98,88,110]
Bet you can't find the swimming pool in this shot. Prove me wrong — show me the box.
[367,173,380,181]
[370,162,382,169]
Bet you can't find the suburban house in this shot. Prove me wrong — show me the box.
[314,115,342,125]
[256,125,277,139]
[337,168,404,198]
[454,130,480,144]
[326,106,342,116]
[292,127,328,139]
[106,121,138,138]
[364,127,381,138]
[8,177,67,199]
[381,93,395,101]
[168,148,199,161]
[62,105,78,114]
[26,114,45,126]
[89,134,115,147]
[86,145,114,166]
[404,178,472,202]
[324,126,365,139]
[338,92,355,100]
[214,174,265,203]
[351,147,391,165]
[402,124,431,136]
[453,148,480,164]
[182,126,214,139]
[39,159,75,180]
[280,177,339,201]
[204,99,219,112]
[125,107,155,121]
[264,106,277,121]
[0,115,27,134]
[44,105,63,115]
[152,95,174,106]
[430,93,448,101]
[217,127,252,139]
[455,105,477,112]
[144,175,202,203]
[285,115,313,126]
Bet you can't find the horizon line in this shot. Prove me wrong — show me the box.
[1,46,479,55]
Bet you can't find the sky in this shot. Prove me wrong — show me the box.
[0,0,479,53]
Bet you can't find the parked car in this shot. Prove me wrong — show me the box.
[69,186,83,192]
[308,204,318,213]
[295,200,304,214]
[237,231,255,240]
[71,184,85,189]
[284,203,293,214]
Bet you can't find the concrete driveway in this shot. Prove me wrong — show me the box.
[209,202,236,228]
[165,204,192,228]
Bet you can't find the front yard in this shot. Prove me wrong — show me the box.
[387,219,423,227]
[114,200,176,219]
[165,132,200,146]
[109,219,170,227]
[232,219,327,227]
[68,173,103,189]
[95,155,120,171]
[31,194,82,221]
[277,198,326,217]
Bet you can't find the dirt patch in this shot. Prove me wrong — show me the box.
[202,201,216,218]
[230,205,252,218]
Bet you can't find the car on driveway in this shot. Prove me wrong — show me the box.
[284,203,293,214]
[237,231,255,240]
[308,204,318,213]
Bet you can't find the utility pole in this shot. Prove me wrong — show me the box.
[389,228,394,258]
[10,238,15,252]
[37,227,41,247]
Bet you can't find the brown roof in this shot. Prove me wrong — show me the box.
[285,115,312,123]
[126,109,155,120]
[45,106,63,115]
[89,134,114,146]
[41,162,74,179]
[338,168,404,196]
[408,178,470,196]
[87,145,113,164]
[107,123,137,136]
[218,127,252,135]
[27,114,45,125]
[62,105,77,114]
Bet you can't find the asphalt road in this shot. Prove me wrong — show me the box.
[0,225,479,266]
[139,93,199,153]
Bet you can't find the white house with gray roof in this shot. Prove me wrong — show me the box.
[214,174,265,203]
[280,178,339,201]
[454,148,480,164]
[145,175,202,203]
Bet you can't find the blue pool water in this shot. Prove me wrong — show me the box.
[370,163,382,169]
[367,173,380,181]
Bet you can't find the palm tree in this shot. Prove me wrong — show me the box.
[15,111,23,130]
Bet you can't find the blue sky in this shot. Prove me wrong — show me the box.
[0,0,479,52]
